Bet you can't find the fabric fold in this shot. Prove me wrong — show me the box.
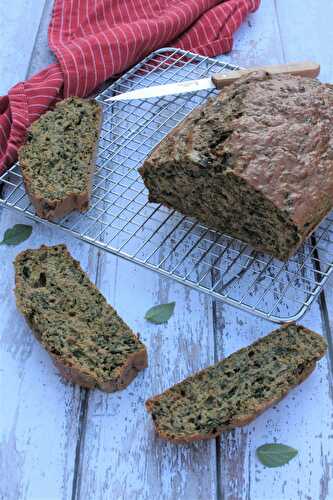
[0,0,260,175]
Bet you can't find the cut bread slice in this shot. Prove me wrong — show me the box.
[146,324,326,442]
[139,73,333,261]
[18,97,102,220]
[14,244,147,392]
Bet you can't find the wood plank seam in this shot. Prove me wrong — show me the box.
[22,4,106,494]
[0,3,93,498]
[212,299,223,500]
[0,0,54,202]
[24,0,53,80]
[317,292,333,375]
[27,4,89,499]
[274,0,333,367]
[311,238,333,374]
[273,0,287,63]
[28,0,56,78]
[71,389,90,500]
[70,250,103,500]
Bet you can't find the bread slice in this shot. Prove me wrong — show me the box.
[146,324,326,443]
[18,97,102,220]
[139,72,333,260]
[14,244,147,392]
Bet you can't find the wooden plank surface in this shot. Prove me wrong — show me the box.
[1,0,333,499]
[0,213,98,500]
[0,2,98,499]
[216,2,333,499]
[0,0,48,96]
[76,257,217,500]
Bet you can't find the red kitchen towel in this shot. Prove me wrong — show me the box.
[0,0,260,175]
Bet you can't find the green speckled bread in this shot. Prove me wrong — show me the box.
[146,324,326,443]
[14,244,147,392]
[18,97,102,220]
[139,72,333,260]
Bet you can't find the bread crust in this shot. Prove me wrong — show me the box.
[19,99,103,221]
[145,323,325,443]
[14,245,148,393]
[146,362,315,443]
[52,347,148,392]
[139,72,333,261]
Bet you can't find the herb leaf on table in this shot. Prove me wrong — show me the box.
[256,443,298,468]
[145,302,175,324]
[0,224,33,246]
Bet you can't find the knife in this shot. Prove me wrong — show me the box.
[106,61,320,102]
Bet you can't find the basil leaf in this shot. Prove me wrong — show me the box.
[145,302,175,324]
[0,224,33,246]
[256,443,298,468]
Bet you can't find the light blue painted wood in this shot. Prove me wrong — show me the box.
[217,304,333,500]
[0,0,48,95]
[0,211,101,500]
[1,0,333,499]
[275,0,333,84]
[76,255,218,500]
[221,0,283,67]
[0,2,98,499]
[215,1,333,499]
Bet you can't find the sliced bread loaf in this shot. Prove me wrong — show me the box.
[14,244,147,392]
[139,72,333,260]
[18,97,102,220]
[146,323,326,442]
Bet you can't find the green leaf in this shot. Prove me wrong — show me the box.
[145,302,175,324]
[0,224,33,246]
[256,443,298,468]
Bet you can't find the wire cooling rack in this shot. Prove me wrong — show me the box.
[1,47,333,323]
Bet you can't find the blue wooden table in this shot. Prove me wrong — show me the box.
[1,1,332,499]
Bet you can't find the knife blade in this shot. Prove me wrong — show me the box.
[106,61,320,102]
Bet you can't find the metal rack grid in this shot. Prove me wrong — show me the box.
[1,47,333,323]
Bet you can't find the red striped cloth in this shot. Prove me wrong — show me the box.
[0,0,260,175]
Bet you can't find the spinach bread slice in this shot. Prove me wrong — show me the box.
[146,324,326,443]
[14,244,147,392]
[139,72,333,260]
[18,97,102,220]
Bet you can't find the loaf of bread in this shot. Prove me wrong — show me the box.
[18,97,102,220]
[139,72,333,260]
[14,244,147,392]
[146,323,326,443]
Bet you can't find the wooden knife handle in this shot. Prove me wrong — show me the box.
[212,61,320,89]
